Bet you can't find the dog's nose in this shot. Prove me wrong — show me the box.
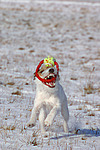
[49,68,54,73]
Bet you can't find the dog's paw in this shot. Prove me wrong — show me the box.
[44,119,52,127]
[27,121,35,128]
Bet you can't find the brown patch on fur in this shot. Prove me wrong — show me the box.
[38,65,50,75]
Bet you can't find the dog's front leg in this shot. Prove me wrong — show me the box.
[44,105,60,127]
[39,108,46,133]
[27,105,39,127]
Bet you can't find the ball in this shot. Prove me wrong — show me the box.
[44,56,56,67]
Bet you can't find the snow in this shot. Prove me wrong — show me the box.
[0,0,100,149]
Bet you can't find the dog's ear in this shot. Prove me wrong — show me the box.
[33,72,36,80]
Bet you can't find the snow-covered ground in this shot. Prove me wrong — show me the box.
[0,1,100,149]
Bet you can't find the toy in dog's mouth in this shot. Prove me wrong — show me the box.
[44,73,56,88]
[34,56,59,88]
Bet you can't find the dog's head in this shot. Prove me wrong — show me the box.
[34,56,59,88]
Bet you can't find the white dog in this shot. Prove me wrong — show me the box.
[27,56,69,133]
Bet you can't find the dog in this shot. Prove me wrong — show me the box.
[27,56,69,133]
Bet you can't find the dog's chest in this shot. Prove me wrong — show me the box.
[35,89,60,106]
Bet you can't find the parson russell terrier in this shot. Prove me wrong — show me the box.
[27,56,69,133]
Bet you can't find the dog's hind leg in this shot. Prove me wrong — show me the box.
[63,119,69,133]
[61,105,69,133]
[39,108,46,133]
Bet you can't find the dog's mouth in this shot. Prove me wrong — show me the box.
[44,74,56,88]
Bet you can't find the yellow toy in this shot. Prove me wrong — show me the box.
[44,56,56,67]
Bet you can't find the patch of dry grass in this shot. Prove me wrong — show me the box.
[84,83,96,95]
[0,125,16,131]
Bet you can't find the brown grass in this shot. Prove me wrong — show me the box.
[84,83,96,95]
[88,113,95,116]
[12,90,21,95]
